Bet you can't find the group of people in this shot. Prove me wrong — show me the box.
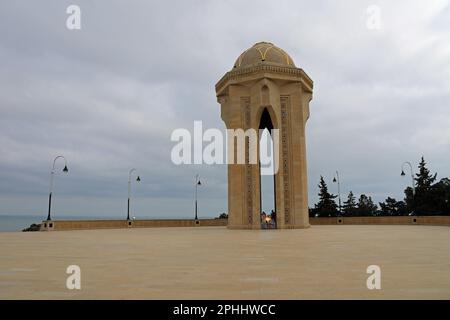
[260,210,277,229]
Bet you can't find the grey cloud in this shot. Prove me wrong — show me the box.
[0,0,449,218]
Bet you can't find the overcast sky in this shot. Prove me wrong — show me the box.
[0,0,449,219]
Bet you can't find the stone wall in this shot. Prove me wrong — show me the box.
[39,216,450,231]
[40,218,228,231]
[309,216,450,226]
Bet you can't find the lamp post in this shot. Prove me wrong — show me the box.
[401,161,415,196]
[194,174,201,220]
[47,155,69,221]
[333,171,342,215]
[127,168,141,220]
[401,161,415,214]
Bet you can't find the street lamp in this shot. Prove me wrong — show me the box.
[401,161,415,196]
[401,161,416,214]
[194,174,201,220]
[127,168,141,220]
[47,155,69,221]
[332,171,342,215]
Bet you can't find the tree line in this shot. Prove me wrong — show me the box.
[310,157,450,217]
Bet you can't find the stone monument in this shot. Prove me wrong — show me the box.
[215,41,313,229]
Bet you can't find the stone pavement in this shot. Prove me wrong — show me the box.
[1,225,449,299]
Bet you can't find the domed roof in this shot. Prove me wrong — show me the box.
[233,42,295,69]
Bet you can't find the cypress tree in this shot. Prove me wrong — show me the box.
[314,176,338,217]
[343,191,357,216]
[411,156,437,214]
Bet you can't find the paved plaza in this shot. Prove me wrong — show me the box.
[1,225,449,299]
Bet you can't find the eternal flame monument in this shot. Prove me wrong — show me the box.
[215,42,314,229]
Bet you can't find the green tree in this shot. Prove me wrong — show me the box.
[313,176,338,217]
[429,178,450,215]
[217,212,228,219]
[356,194,378,216]
[406,156,438,215]
[404,186,414,214]
[416,156,437,191]
[379,197,407,216]
[400,157,450,216]
[342,191,357,216]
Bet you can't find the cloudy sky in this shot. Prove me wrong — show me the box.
[0,0,449,219]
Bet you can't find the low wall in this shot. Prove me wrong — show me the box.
[40,218,227,231]
[39,216,450,231]
[309,216,450,226]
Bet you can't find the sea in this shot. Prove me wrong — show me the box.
[0,215,48,232]
[0,215,193,232]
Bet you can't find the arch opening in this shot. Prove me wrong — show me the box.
[259,107,277,229]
